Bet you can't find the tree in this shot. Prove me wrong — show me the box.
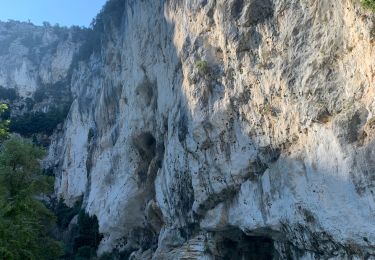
[9,106,70,137]
[0,104,9,141]
[0,138,63,259]
[73,210,103,259]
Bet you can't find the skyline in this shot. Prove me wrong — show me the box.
[0,0,107,27]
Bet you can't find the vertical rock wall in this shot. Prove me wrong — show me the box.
[46,0,375,258]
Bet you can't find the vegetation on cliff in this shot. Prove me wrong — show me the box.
[0,105,61,259]
[0,135,103,260]
[0,104,9,141]
[9,106,69,137]
[53,198,103,259]
[361,0,375,12]
[0,106,63,259]
[75,0,126,62]
[0,138,62,259]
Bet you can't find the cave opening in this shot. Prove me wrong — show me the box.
[216,229,276,260]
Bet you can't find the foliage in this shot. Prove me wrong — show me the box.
[74,0,126,62]
[195,60,210,75]
[75,245,96,259]
[53,198,103,259]
[6,82,71,139]
[92,0,126,31]
[0,104,7,114]
[54,198,82,229]
[99,249,134,260]
[10,106,69,136]
[0,86,18,101]
[0,104,9,142]
[72,210,103,258]
[33,81,71,103]
[33,88,48,103]
[20,33,42,49]
[361,0,375,12]
[0,137,63,259]
[75,29,102,61]
[0,34,18,56]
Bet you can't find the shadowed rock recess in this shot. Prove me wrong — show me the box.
[2,0,375,259]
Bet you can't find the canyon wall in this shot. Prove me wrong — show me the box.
[0,21,81,107]
[3,0,375,259]
[0,21,83,145]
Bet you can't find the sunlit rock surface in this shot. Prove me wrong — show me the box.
[27,0,375,258]
[0,21,80,96]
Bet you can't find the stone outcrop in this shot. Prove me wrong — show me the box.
[0,20,81,116]
[4,0,375,258]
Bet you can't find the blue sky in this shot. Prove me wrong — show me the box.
[0,0,107,27]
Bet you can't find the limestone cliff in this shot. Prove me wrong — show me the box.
[5,0,375,259]
[0,21,83,144]
[0,21,82,102]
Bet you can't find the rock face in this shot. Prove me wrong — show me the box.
[0,21,81,115]
[28,0,375,258]
[0,21,85,147]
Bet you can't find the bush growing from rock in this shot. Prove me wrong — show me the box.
[195,59,210,75]
[361,0,375,12]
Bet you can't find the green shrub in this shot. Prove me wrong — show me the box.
[361,0,375,12]
[195,60,210,75]
[0,104,9,141]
